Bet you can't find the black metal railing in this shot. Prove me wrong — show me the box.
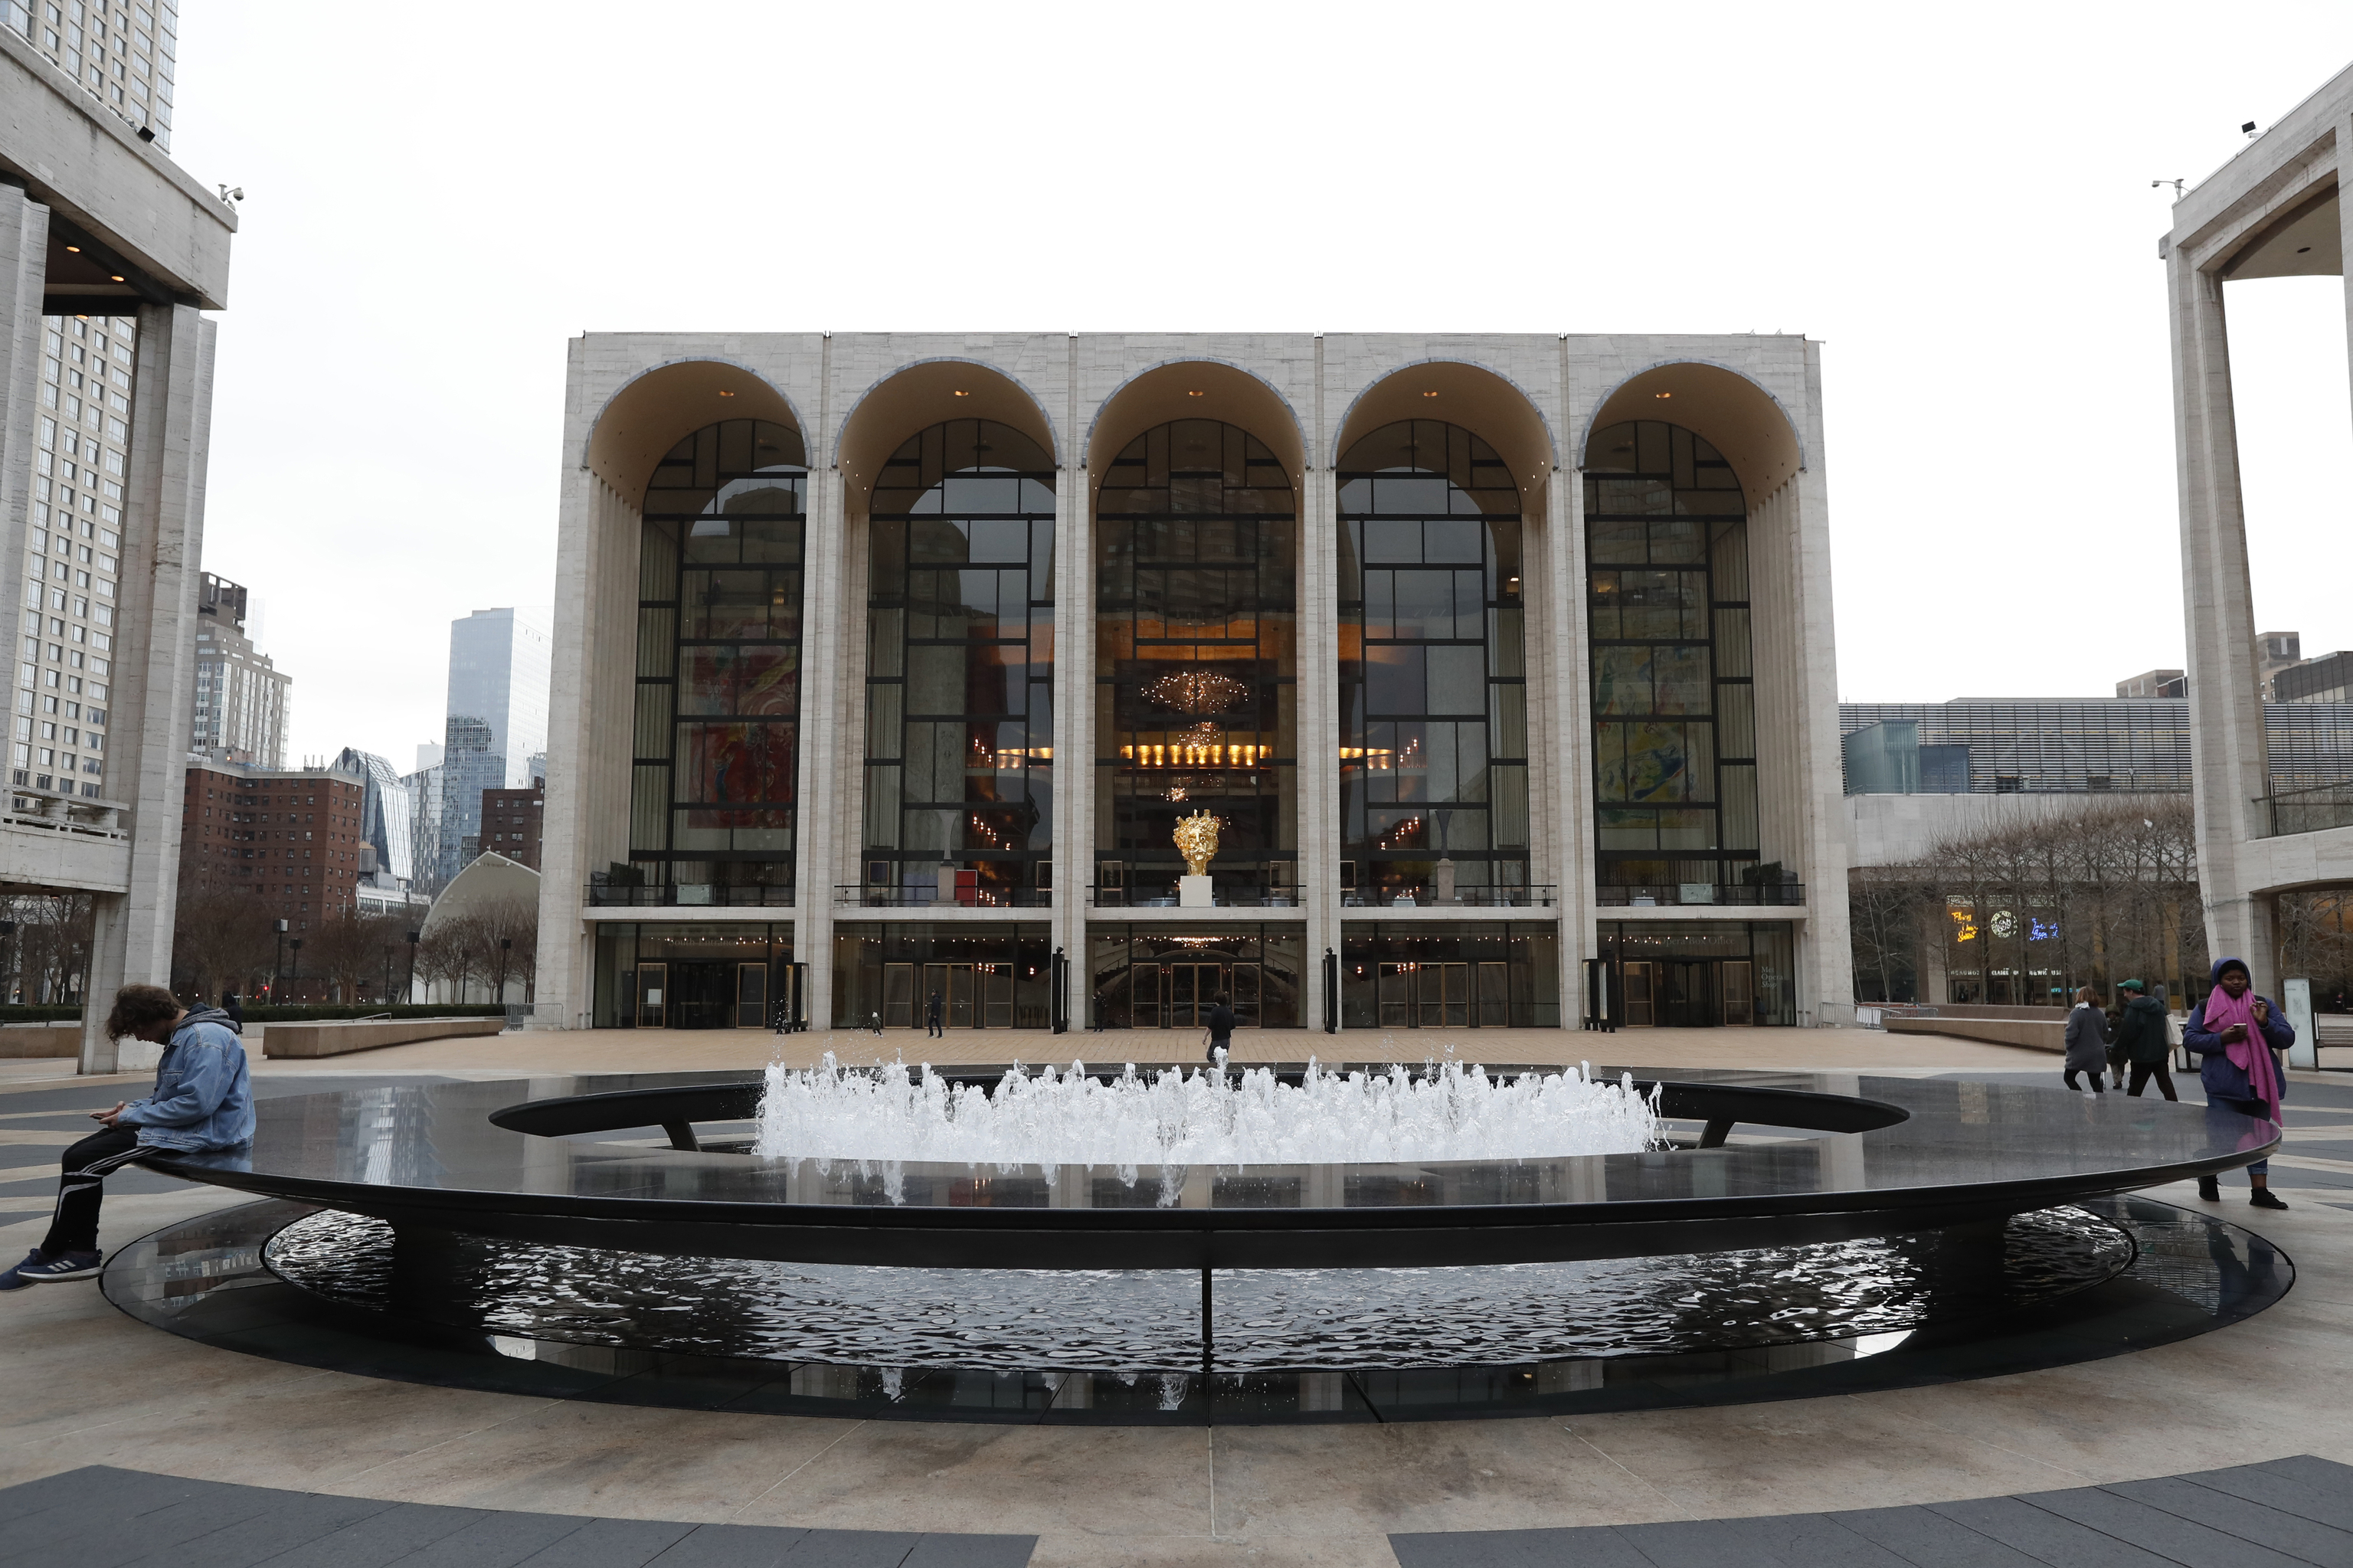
[2262,781,2353,838]
[1089,883,1302,909]
[1595,883,1805,908]
[584,883,795,908]
[1341,885,1557,908]
[834,885,1051,908]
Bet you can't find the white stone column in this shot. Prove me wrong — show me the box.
[2171,247,2276,987]
[796,342,843,1027]
[1049,450,1088,1020]
[1298,342,1337,1031]
[0,190,48,673]
[82,302,212,1072]
[1546,453,1593,1023]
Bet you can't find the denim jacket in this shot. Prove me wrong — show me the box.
[116,1006,254,1151]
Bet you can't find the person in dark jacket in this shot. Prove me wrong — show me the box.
[2062,987,2107,1092]
[2184,956,2295,1210]
[2,987,251,1288]
[2112,979,2178,1101]
[925,990,944,1038]
[218,988,243,1026]
[1205,992,1235,1064]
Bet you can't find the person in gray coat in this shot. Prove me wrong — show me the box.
[2063,985,2108,1093]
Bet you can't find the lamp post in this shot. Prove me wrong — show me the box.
[499,937,512,1002]
[381,945,394,1006]
[271,918,288,1002]
[288,937,303,1003]
[0,920,16,1007]
[405,928,421,1005]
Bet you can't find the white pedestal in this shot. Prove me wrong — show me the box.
[1179,875,1214,908]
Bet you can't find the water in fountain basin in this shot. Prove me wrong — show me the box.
[751,1055,1661,1168]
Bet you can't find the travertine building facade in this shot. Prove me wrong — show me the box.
[537,336,1853,1036]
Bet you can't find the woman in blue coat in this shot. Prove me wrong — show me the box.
[2183,956,2294,1210]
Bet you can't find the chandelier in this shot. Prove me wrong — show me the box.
[1145,669,1245,715]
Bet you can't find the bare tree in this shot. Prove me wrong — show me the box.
[170,886,277,1003]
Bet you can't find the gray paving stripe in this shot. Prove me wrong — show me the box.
[1390,1526,1654,1567]
[1615,1514,1864,1567]
[1923,1494,2186,1566]
[1831,1504,2055,1566]
[0,1470,1038,1568]
[507,1517,699,1568]
[2018,1485,2316,1568]
[2172,1464,2353,1534]
[2102,1476,2353,1564]
[645,1522,811,1566]
[241,1501,498,1568]
[898,1535,1042,1568]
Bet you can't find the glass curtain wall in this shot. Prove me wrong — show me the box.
[1582,421,1758,895]
[1337,421,1530,903]
[1095,421,1297,902]
[832,922,1053,1029]
[863,420,1055,905]
[1338,922,1559,1028]
[629,419,808,903]
[1085,924,1304,1029]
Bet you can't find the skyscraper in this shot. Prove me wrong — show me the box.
[188,572,290,767]
[447,608,551,791]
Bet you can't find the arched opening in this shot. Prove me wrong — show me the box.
[1330,361,1554,494]
[836,359,1059,506]
[586,360,800,505]
[1582,362,1802,502]
[1583,417,1790,1026]
[1092,417,1298,909]
[1334,420,1531,905]
[621,417,810,921]
[859,419,1057,908]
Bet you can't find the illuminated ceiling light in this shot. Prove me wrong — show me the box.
[1186,390,1205,398]
[1654,391,1673,399]
[952,389,970,397]
[1145,669,1245,715]
[63,245,80,254]
[1422,391,1438,398]
[108,274,124,282]
[717,389,735,398]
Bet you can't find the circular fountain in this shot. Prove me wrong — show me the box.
[103,1059,2291,1425]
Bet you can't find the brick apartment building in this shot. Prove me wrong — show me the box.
[180,760,368,928]
[477,779,543,870]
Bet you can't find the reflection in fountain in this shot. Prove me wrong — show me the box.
[751,1056,1662,1168]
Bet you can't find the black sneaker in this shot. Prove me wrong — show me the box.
[2251,1188,2289,1210]
[14,1251,101,1283]
[2198,1175,2221,1202]
[0,1249,47,1291]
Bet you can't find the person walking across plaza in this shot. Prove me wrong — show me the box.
[2,985,251,1288]
[1205,992,1235,1065]
[925,988,944,1039]
[2185,957,2295,1210]
[2062,986,2107,1093]
[2113,979,2179,1101]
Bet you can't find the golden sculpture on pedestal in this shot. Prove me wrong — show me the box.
[1173,810,1220,877]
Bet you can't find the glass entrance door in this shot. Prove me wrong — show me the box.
[923,964,974,1028]
[881,963,915,1029]
[1417,963,1470,1027]
[1720,961,1754,1026]
[977,964,1014,1028]
[1475,961,1507,1027]
[735,964,767,1029]
[1622,961,1655,1027]
[637,963,668,1029]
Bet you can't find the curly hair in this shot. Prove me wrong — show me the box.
[105,983,183,1041]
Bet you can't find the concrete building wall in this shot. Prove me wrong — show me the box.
[2162,61,2353,992]
[535,333,1853,1035]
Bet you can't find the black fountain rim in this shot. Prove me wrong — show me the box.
[136,1068,2283,1272]
[100,1193,2296,1426]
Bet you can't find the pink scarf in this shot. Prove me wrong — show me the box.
[2207,985,2283,1122]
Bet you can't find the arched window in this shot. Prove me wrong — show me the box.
[1583,420,1758,896]
[863,419,1056,905]
[627,418,808,902]
[1336,421,1530,903]
[1094,419,1297,903]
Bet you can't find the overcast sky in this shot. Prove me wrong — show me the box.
[165,2,2353,770]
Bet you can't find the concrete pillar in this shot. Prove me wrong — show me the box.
[1545,429,1592,1023]
[0,189,48,674]
[797,339,843,1029]
[2170,247,2276,989]
[1298,341,1337,1031]
[81,302,213,1072]
[1049,413,1088,1020]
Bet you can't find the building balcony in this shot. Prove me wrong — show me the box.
[584,882,794,908]
[0,787,133,895]
[835,885,1051,909]
[1597,883,1805,908]
[1342,885,1557,909]
[2261,781,2353,837]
